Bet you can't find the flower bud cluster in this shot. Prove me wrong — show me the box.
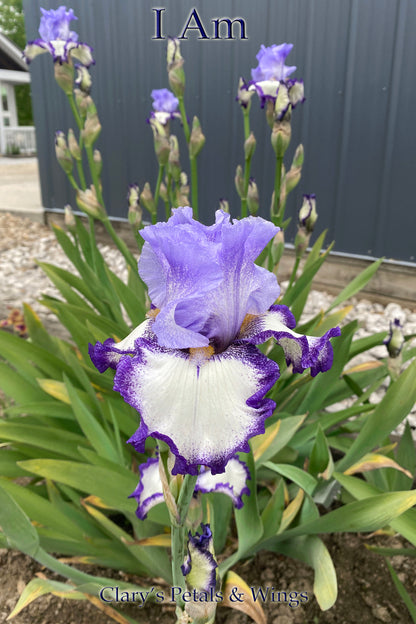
[295,194,317,258]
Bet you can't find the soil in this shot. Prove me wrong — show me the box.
[1,533,415,624]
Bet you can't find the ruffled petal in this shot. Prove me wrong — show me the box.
[69,42,95,67]
[88,319,153,372]
[128,456,164,520]
[195,456,250,509]
[116,338,278,475]
[239,305,341,376]
[23,39,51,63]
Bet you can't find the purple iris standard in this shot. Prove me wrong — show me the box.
[150,88,180,125]
[89,207,340,475]
[24,6,94,67]
[247,43,305,116]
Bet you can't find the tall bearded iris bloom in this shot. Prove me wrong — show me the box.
[24,6,94,66]
[248,43,305,116]
[90,208,340,475]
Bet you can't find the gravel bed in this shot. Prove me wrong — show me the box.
[1,211,415,432]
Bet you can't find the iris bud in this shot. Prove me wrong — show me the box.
[247,179,259,216]
[127,183,140,208]
[298,194,317,233]
[150,118,170,165]
[67,128,81,161]
[140,183,156,215]
[76,185,106,220]
[234,164,244,198]
[55,131,73,175]
[159,182,168,203]
[168,135,181,180]
[385,319,404,358]
[285,144,304,194]
[167,37,185,97]
[82,101,101,147]
[93,149,102,176]
[54,60,74,94]
[64,204,76,231]
[219,198,229,213]
[189,116,205,158]
[74,88,89,119]
[244,132,256,160]
[271,119,291,157]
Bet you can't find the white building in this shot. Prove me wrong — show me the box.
[0,32,35,155]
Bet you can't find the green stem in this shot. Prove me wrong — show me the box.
[272,154,284,224]
[67,173,79,191]
[103,217,137,271]
[178,96,190,142]
[287,256,301,292]
[76,132,87,190]
[154,164,165,222]
[241,108,252,218]
[171,474,198,611]
[190,156,198,219]
[67,93,83,130]
[86,144,104,206]
[165,172,173,218]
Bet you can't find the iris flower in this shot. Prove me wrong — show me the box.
[150,88,180,125]
[247,43,305,116]
[90,207,340,475]
[24,6,94,67]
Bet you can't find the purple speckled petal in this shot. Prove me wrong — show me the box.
[195,456,251,509]
[128,456,164,520]
[239,305,341,376]
[119,337,278,475]
[88,319,152,372]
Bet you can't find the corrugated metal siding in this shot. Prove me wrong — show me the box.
[23,0,416,263]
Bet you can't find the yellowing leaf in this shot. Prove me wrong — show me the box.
[344,453,412,479]
[252,420,281,462]
[221,570,267,624]
[7,578,85,619]
[82,495,112,509]
[343,361,383,375]
[278,488,305,534]
[121,534,172,548]
[37,379,70,404]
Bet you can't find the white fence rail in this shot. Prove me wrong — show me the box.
[3,126,36,155]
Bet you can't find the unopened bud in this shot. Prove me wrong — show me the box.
[67,128,81,161]
[75,64,92,94]
[140,182,156,215]
[128,203,142,228]
[127,183,140,208]
[180,171,188,187]
[247,179,259,216]
[219,198,229,213]
[168,135,181,180]
[271,119,291,157]
[271,228,284,265]
[294,227,309,259]
[54,61,74,94]
[76,185,106,220]
[236,77,254,109]
[93,149,102,176]
[298,194,317,233]
[82,105,101,147]
[189,116,205,158]
[150,118,170,165]
[244,132,256,160]
[64,204,76,231]
[235,164,244,198]
[385,319,404,358]
[55,131,73,175]
[167,37,185,97]
[74,88,89,119]
[285,144,304,194]
[159,182,168,203]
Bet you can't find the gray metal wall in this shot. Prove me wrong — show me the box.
[24,0,416,263]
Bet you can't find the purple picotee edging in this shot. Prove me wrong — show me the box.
[117,340,278,476]
[195,455,251,509]
[181,524,218,590]
[128,456,164,520]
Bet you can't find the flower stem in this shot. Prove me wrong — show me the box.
[178,96,190,143]
[272,154,284,225]
[67,92,83,130]
[171,474,198,612]
[287,256,301,292]
[154,164,165,223]
[241,108,252,219]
